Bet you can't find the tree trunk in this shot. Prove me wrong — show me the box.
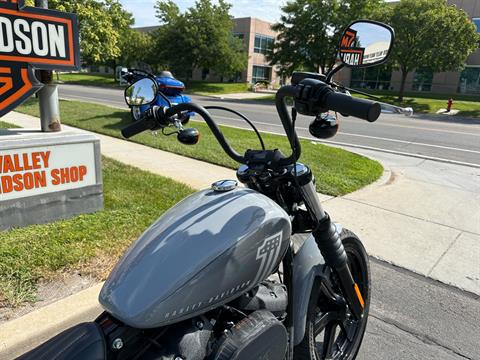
[398,69,408,102]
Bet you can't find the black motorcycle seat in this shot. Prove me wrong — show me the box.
[16,322,106,360]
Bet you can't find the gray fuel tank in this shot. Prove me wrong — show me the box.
[99,187,291,329]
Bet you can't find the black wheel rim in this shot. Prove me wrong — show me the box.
[313,246,368,360]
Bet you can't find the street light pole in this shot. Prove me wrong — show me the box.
[35,0,61,132]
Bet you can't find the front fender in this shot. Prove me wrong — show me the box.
[292,223,344,345]
[292,234,328,345]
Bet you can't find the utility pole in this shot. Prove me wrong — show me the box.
[35,0,61,132]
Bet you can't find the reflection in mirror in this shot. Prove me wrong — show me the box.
[125,78,157,106]
[339,21,393,67]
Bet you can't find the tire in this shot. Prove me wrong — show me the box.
[294,229,371,360]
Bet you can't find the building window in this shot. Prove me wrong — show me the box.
[458,67,480,94]
[412,68,433,91]
[252,65,271,84]
[254,34,274,55]
[351,66,392,90]
[473,18,480,33]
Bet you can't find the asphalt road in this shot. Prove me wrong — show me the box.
[58,84,480,167]
[359,259,479,360]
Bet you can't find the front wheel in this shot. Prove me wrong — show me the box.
[295,230,371,360]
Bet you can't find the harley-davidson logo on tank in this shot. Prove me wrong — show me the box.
[0,0,80,117]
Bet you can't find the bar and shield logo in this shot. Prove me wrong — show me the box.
[339,28,365,67]
[0,0,80,117]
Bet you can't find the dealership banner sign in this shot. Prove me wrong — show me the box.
[0,0,80,117]
[339,29,365,67]
[0,142,96,201]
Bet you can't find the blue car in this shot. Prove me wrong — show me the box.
[122,69,194,123]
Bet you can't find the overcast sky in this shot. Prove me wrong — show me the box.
[121,0,397,27]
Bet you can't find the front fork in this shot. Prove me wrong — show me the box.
[294,164,365,320]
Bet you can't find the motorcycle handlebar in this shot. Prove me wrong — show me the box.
[121,115,155,138]
[166,103,245,163]
[323,92,381,123]
[275,85,302,166]
[121,81,383,168]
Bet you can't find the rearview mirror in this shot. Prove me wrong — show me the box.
[339,20,394,68]
[125,78,157,106]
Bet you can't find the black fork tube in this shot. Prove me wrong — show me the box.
[312,215,364,319]
[295,166,364,320]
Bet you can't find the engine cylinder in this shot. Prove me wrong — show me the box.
[209,310,288,360]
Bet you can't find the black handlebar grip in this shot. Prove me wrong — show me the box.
[324,92,381,122]
[121,117,153,138]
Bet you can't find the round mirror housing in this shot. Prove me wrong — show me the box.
[125,78,158,107]
[339,20,394,68]
[178,128,200,145]
[309,113,339,139]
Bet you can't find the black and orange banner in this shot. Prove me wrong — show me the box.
[339,29,365,67]
[0,0,80,117]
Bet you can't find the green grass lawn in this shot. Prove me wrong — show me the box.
[57,72,250,95]
[0,156,193,307]
[184,81,249,96]
[0,121,19,128]
[17,98,383,197]
[57,72,120,88]
[254,91,480,117]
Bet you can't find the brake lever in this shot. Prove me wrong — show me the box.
[331,86,413,117]
[379,102,414,117]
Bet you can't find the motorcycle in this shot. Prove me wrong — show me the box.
[18,20,413,360]
[121,68,194,124]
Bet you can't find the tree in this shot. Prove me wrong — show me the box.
[47,0,133,65]
[379,0,480,100]
[152,0,247,80]
[117,29,154,69]
[150,1,193,77]
[268,0,382,76]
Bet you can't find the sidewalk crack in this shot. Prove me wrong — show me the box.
[427,231,464,276]
[370,312,474,360]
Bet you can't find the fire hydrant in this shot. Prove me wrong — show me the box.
[447,98,453,112]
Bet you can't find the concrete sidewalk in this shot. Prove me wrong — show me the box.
[1,111,479,358]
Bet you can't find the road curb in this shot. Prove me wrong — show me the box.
[0,283,103,359]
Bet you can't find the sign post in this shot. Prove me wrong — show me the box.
[34,0,62,132]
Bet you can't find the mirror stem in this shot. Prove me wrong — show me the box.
[326,63,345,84]
[158,92,173,108]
